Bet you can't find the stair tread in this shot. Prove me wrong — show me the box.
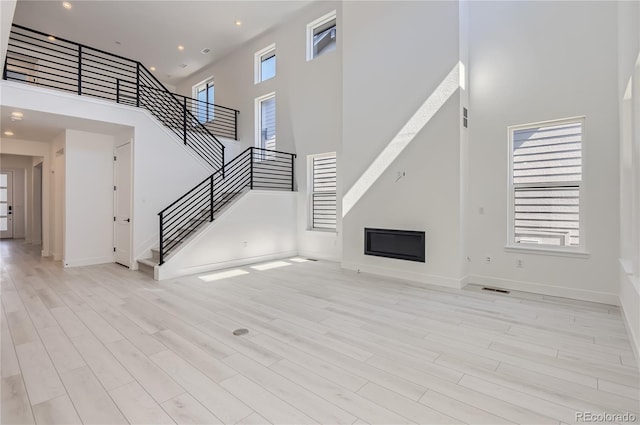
[138,258,159,267]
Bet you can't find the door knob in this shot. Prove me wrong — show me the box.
[125,218,130,222]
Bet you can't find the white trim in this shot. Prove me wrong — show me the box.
[466,273,619,305]
[306,10,337,61]
[506,116,586,253]
[191,76,214,100]
[341,262,464,289]
[64,256,114,268]
[255,92,276,149]
[254,43,276,84]
[504,245,590,259]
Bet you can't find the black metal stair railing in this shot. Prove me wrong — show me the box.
[158,147,296,265]
[3,24,235,170]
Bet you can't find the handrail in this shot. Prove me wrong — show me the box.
[3,24,231,168]
[157,147,296,265]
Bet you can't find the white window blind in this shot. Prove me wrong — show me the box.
[511,119,583,247]
[311,154,336,230]
[259,95,276,152]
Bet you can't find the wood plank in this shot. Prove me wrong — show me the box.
[15,341,66,405]
[32,395,81,425]
[1,374,35,424]
[219,374,316,425]
[271,359,413,424]
[223,353,357,424]
[161,393,222,425]
[59,365,128,424]
[109,381,176,425]
[106,340,183,403]
[150,349,252,424]
[71,334,135,390]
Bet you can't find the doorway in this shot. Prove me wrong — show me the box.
[0,171,14,238]
[114,143,132,267]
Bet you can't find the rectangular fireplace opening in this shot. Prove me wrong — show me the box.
[364,228,425,262]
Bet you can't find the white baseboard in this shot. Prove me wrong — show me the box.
[157,250,298,280]
[341,262,464,289]
[619,261,640,368]
[64,256,114,268]
[466,274,619,305]
[298,250,340,262]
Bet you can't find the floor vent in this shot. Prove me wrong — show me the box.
[482,287,510,294]
[306,258,318,261]
[232,328,249,336]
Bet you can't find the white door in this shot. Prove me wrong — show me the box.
[0,171,14,239]
[114,143,132,267]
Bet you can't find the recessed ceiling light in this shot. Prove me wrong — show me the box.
[62,2,72,10]
[149,66,156,71]
[177,45,185,51]
[3,131,14,136]
[10,111,24,121]
[235,20,242,26]
[47,35,56,41]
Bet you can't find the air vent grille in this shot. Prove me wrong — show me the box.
[482,287,510,294]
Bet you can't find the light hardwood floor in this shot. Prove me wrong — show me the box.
[1,239,639,425]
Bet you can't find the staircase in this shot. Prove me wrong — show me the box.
[4,24,236,169]
[138,147,296,276]
[4,24,297,278]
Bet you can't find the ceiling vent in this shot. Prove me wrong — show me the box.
[179,64,188,69]
[200,48,211,55]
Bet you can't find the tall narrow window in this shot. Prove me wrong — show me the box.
[509,117,584,249]
[256,93,276,158]
[193,78,214,123]
[255,44,276,84]
[309,153,337,230]
[307,11,336,61]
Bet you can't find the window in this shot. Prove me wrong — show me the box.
[306,11,336,61]
[255,44,276,83]
[193,78,214,123]
[508,117,584,249]
[256,93,276,158]
[309,153,337,230]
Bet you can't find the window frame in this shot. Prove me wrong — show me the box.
[506,116,588,256]
[192,77,214,123]
[254,44,276,84]
[306,10,337,61]
[255,92,276,158]
[308,152,337,232]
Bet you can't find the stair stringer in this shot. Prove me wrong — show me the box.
[155,190,297,280]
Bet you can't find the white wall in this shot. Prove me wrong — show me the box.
[0,0,16,67]
[51,132,65,261]
[64,129,115,267]
[177,1,343,261]
[618,0,640,361]
[0,154,33,239]
[466,1,620,304]
[0,82,211,264]
[0,137,52,255]
[158,190,297,280]
[341,1,465,287]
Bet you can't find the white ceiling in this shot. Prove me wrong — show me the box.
[1,105,131,143]
[11,0,313,87]
[5,0,312,143]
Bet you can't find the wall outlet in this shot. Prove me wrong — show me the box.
[243,241,248,247]
[485,256,491,263]
[516,259,523,268]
